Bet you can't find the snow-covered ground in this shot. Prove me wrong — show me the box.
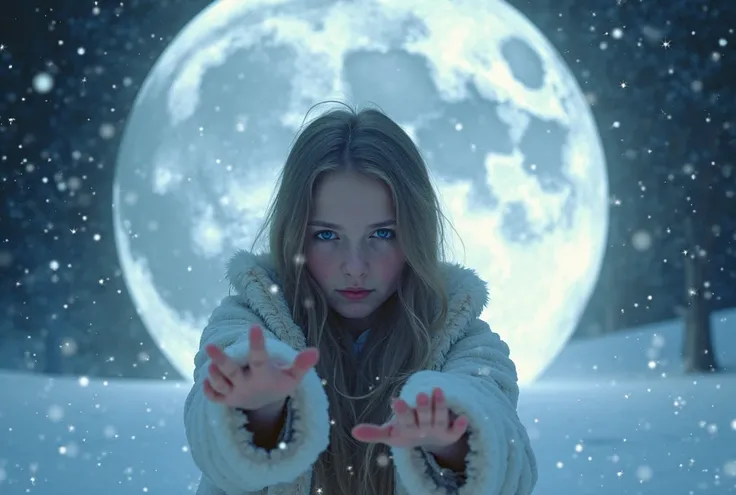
[1,309,734,494]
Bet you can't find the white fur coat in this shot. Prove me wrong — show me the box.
[184,250,538,495]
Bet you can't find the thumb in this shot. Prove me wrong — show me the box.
[286,348,320,381]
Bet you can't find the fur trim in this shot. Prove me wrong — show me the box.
[225,249,279,291]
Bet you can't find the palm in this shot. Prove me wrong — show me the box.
[351,388,468,450]
[203,325,319,411]
[226,360,297,409]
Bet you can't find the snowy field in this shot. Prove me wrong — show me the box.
[0,309,734,494]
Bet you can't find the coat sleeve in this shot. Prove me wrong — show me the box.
[183,295,330,494]
[391,319,538,495]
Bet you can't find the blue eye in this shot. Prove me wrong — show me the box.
[313,229,395,242]
[372,228,396,240]
[314,230,337,241]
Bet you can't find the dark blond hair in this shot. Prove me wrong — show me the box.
[253,101,450,494]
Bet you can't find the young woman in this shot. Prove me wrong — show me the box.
[184,102,538,495]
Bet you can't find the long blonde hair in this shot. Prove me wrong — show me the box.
[253,101,450,494]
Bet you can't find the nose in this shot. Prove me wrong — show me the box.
[342,243,368,278]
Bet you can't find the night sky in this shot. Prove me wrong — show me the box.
[1,0,734,380]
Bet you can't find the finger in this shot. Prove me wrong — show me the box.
[205,343,242,380]
[208,362,233,395]
[203,378,226,403]
[415,392,432,429]
[431,387,449,430]
[392,398,417,429]
[351,423,392,444]
[247,325,269,370]
[283,348,319,381]
[450,415,469,437]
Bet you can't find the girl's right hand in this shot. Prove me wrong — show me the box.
[203,324,320,411]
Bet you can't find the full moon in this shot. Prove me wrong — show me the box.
[113,0,608,385]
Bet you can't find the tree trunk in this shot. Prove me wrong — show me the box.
[682,216,718,373]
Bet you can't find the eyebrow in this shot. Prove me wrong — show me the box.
[307,219,396,229]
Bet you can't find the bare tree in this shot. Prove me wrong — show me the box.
[665,103,722,374]
[681,206,718,373]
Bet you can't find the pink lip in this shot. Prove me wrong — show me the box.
[337,290,372,301]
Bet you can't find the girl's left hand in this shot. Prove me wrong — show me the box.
[351,387,468,450]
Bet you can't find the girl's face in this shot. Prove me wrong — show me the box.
[305,171,405,333]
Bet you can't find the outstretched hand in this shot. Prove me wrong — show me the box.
[203,324,320,411]
[351,387,468,450]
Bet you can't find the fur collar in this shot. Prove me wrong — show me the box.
[224,249,489,358]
